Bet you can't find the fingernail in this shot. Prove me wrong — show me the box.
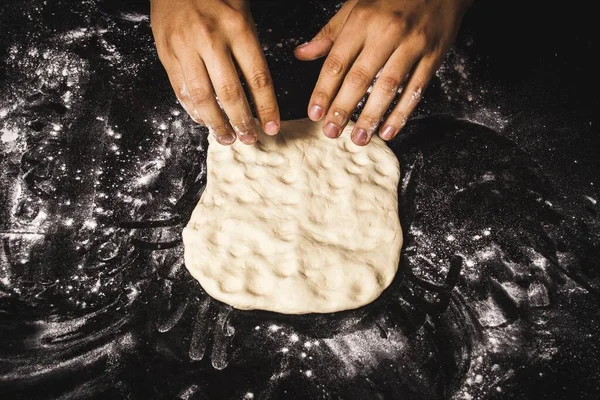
[323,122,341,138]
[217,134,236,145]
[239,132,258,145]
[296,42,309,49]
[380,125,396,141]
[352,128,368,145]
[309,105,324,121]
[264,121,280,135]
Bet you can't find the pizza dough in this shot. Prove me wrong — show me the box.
[182,119,402,314]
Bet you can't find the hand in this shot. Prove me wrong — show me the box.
[150,0,280,145]
[295,0,473,145]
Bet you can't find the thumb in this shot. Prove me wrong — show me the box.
[294,0,357,61]
[294,22,338,61]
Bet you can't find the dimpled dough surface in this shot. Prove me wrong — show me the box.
[182,118,402,314]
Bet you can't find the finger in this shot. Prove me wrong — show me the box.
[351,46,421,145]
[380,56,439,141]
[231,31,280,135]
[294,0,357,61]
[203,48,258,145]
[294,23,336,61]
[159,53,204,125]
[322,41,397,143]
[177,52,236,145]
[306,27,364,122]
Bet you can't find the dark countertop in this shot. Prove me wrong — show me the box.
[1,1,598,399]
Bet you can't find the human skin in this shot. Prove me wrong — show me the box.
[296,0,474,145]
[150,0,473,146]
[150,0,279,146]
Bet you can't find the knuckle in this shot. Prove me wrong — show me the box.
[392,10,411,28]
[346,66,372,89]
[168,28,191,48]
[221,8,253,37]
[218,82,242,103]
[391,109,408,126]
[170,79,186,98]
[324,53,346,77]
[210,120,231,135]
[358,113,380,132]
[231,119,256,133]
[312,90,330,106]
[317,22,332,39]
[385,14,407,37]
[377,76,401,95]
[351,6,371,22]
[224,9,249,29]
[188,87,213,106]
[248,70,272,90]
[257,103,278,116]
[193,17,218,38]
[329,107,349,124]
[168,21,216,54]
[389,11,404,25]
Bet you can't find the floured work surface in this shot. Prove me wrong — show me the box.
[182,119,402,314]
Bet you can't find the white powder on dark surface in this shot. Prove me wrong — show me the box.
[1,1,598,399]
[1,125,18,143]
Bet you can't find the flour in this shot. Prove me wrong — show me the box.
[1,126,18,143]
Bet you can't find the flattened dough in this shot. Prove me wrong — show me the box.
[182,119,402,314]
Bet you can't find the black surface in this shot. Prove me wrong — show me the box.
[0,1,598,399]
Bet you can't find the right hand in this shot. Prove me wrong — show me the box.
[150,0,280,145]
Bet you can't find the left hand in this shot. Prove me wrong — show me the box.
[295,0,473,145]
